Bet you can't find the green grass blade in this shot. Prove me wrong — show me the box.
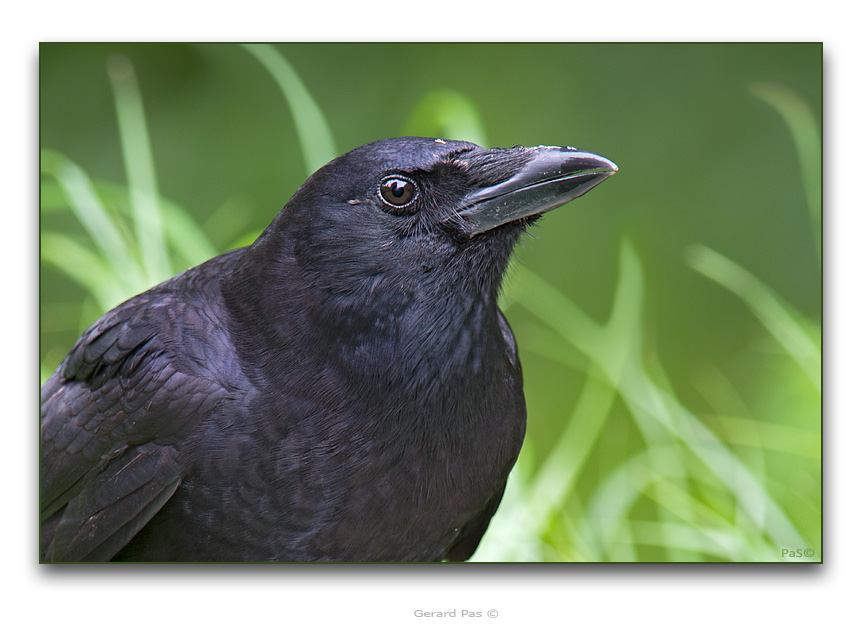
[686,244,821,391]
[239,44,337,175]
[40,149,145,294]
[107,54,172,284]
[579,449,651,561]
[526,368,617,536]
[503,261,604,359]
[750,83,821,261]
[81,178,219,273]
[701,414,820,459]
[40,232,128,310]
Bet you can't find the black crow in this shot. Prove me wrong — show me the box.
[40,137,617,562]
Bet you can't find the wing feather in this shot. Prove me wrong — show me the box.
[40,290,231,561]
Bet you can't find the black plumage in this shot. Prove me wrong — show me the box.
[40,137,616,562]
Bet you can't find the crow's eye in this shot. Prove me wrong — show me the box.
[378,175,418,211]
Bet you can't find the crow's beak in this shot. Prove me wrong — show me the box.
[459,146,618,237]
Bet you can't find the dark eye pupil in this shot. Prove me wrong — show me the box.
[380,176,416,208]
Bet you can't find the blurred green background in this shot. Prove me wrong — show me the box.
[39,43,821,562]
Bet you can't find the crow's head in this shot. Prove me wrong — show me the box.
[288,137,615,237]
[272,137,616,302]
